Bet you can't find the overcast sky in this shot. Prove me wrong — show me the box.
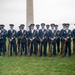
[0,0,26,30]
[0,0,75,30]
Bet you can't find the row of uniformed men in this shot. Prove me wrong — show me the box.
[0,23,75,57]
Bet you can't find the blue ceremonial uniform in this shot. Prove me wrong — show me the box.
[17,29,27,56]
[17,30,21,45]
[55,30,60,53]
[39,29,47,56]
[36,29,40,53]
[46,29,51,43]
[0,29,7,55]
[61,29,71,56]
[60,28,66,54]
[46,29,52,53]
[2,29,7,52]
[8,29,17,56]
[72,29,75,55]
[46,25,50,43]
[28,29,37,55]
[50,29,57,56]
[27,30,30,49]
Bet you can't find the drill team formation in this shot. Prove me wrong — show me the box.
[0,23,75,57]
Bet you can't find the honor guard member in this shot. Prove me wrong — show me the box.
[27,25,31,52]
[36,24,40,54]
[65,23,71,57]
[0,25,7,56]
[39,23,47,56]
[18,24,27,56]
[16,25,22,56]
[71,24,75,55]
[50,23,57,56]
[1,24,7,52]
[61,23,71,57]
[46,24,50,42]
[0,25,2,56]
[55,25,60,53]
[60,23,66,55]
[8,24,17,56]
[46,24,51,51]
[28,24,37,55]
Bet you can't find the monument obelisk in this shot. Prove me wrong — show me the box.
[26,0,34,30]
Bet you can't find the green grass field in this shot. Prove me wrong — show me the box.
[0,39,75,75]
[0,54,75,75]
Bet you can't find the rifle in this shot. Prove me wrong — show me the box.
[38,35,45,56]
[37,42,41,57]
[18,39,22,56]
[8,30,16,56]
[62,40,66,57]
[73,38,75,55]
[49,31,56,56]
[62,31,71,57]
[27,40,31,56]
[40,30,46,55]
[48,40,52,57]
[18,31,26,56]
[8,38,14,56]
[28,31,36,56]
[8,41,11,56]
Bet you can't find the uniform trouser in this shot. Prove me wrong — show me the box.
[47,39,50,48]
[1,42,6,52]
[36,39,40,54]
[0,43,2,55]
[65,40,71,56]
[56,38,60,53]
[28,40,31,55]
[17,42,20,52]
[2,42,6,55]
[5,42,6,52]
[52,40,57,56]
[47,39,50,54]
[40,39,47,56]
[73,39,75,55]
[10,42,17,56]
[61,40,63,54]
[30,40,37,55]
[61,40,68,54]
[21,42,27,55]
[0,42,6,55]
